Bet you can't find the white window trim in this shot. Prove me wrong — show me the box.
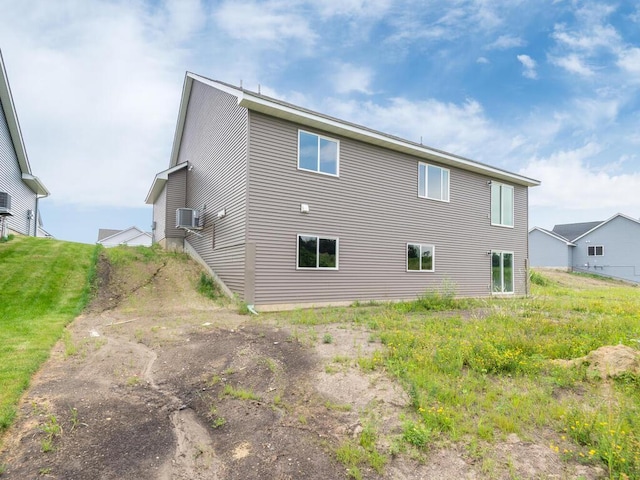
[296,234,339,270]
[587,245,604,256]
[418,162,450,203]
[297,130,340,177]
[406,243,435,272]
[491,250,515,295]
[490,182,514,228]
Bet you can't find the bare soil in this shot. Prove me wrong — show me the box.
[0,257,606,479]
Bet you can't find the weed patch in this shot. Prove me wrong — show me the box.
[197,273,223,300]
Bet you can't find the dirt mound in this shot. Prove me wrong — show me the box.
[584,345,640,378]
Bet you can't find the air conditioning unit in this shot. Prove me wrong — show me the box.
[176,208,202,229]
[0,192,11,215]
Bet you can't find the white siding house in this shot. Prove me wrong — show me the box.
[0,50,49,238]
[97,227,152,247]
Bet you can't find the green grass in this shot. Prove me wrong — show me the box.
[0,236,97,439]
[197,272,223,300]
[222,385,261,401]
[272,271,640,478]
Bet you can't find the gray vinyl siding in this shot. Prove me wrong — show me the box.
[529,230,571,268]
[175,81,249,296]
[246,112,529,305]
[165,168,187,240]
[0,98,36,236]
[571,216,640,283]
[152,184,167,243]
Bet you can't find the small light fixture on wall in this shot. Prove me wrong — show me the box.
[486,180,492,185]
[300,203,310,214]
[217,208,226,219]
[188,164,194,172]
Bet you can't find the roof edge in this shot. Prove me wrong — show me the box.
[0,50,32,175]
[529,226,576,246]
[21,173,50,196]
[185,73,540,187]
[572,213,640,243]
[145,161,188,204]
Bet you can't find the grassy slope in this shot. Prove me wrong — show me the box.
[0,236,97,434]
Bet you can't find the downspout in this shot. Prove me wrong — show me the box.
[34,195,39,237]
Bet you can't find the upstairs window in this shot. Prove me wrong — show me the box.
[588,245,604,256]
[297,234,338,269]
[407,243,434,272]
[491,182,514,227]
[418,163,449,202]
[298,130,339,176]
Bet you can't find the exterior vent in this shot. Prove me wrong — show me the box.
[0,192,11,215]
[176,208,202,229]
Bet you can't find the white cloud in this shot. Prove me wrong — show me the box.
[332,63,374,94]
[487,34,525,50]
[213,1,316,48]
[552,23,620,53]
[320,95,521,165]
[549,53,594,76]
[571,97,620,129]
[517,54,537,79]
[0,1,186,207]
[476,56,489,64]
[617,47,640,78]
[521,143,640,211]
[313,0,391,18]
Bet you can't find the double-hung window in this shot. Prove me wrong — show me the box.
[297,234,338,269]
[298,130,339,176]
[588,245,604,256]
[491,251,514,294]
[407,243,434,272]
[418,163,449,202]
[490,182,514,227]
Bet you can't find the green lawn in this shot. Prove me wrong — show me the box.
[0,236,97,436]
[275,272,640,479]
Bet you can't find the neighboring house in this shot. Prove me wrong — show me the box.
[146,72,540,309]
[528,227,576,268]
[0,50,49,238]
[97,226,152,247]
[529,213,640,283]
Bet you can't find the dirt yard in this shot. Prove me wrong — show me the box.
[0,256,606,479]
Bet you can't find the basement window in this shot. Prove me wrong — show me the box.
[297,234,338,269]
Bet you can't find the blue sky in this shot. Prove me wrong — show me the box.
[1,0,639,244]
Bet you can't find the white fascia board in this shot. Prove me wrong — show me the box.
[21,173,50,196]
[145,161,188,204]
[0,50,31,176]
[572,212,640,243]
[168,75,194,168]
[530,226,575,246]
[98,227,144,244]
[187,73,540,187]
[128,231,152,242]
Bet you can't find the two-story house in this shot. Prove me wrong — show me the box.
[0,50,49,238]
[146,73,540,310]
